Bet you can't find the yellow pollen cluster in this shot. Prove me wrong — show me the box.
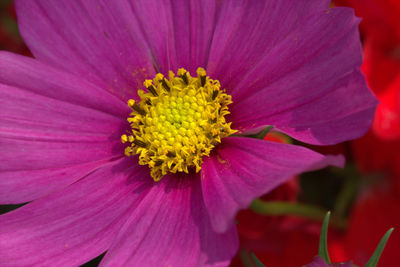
[121,67,236,181]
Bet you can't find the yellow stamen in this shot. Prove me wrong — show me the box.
[122,67,236,181]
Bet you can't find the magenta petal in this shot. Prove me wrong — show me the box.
[16,0,231,81]
[0,158,150,266]
[0,52,128,117]
[305,257,330,267]
[305,256,353,267]
[0,83,124,203]
[100,174,238,267]
[15,0,156,101]
[201,137,343,233]
[0,160,111,204]
[210,4,377,145]
[207,0,330,87]
[99,0,220,75]
[125,0,210,74]
[0,53,130,203]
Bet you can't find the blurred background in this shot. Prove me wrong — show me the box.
[0,0,399,266]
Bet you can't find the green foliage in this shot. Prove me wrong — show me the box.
[251,253,265,267]
[364,228,394,267]
[319,212,332,264]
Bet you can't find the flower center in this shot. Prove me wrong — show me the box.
[121,68,236,181]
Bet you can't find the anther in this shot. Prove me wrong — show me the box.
[154,160,163,166]
[212,90,219,100]
[166,151,176,158]
[162,79,170,92]
[209,118,217,124]
[181,73,189,85]
[128,99,146,115]
[132,103,146,116]
[121,134,128,143]
[200,75,206,87]
[147,85,158,96]
[133,139,148,148]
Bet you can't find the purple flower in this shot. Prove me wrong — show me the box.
[305,256,353,267]
[0,1,376,266]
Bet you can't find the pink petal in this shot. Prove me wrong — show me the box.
[207,2,377,145]
[201,137,344,233]
[0,52,127,117]
[15,0,156,101]
[207,0,330,81]
[0,53,129,203]
[305,256,353,267]
[305,257,330,267]
[15,0,249,84]
[0,160,111,204]
[0,158,150,266]
[100,173,238,267]
[123,0,219,75]
[266,71,376,145]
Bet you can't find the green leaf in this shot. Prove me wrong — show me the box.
[250,199,327,220]
[251,253,265,267]
[239,251,254,267]
[319,212,332,264]
[364,228,394,267]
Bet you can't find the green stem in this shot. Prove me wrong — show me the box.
[250,199,347,229]
[239,250,255,267]
[333,169,359,218]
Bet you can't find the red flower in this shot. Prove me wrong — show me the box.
[336,0,400,139]
[344,187,400,267]
[373,75,400,139]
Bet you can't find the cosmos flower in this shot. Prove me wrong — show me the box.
[0,0,376,266]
